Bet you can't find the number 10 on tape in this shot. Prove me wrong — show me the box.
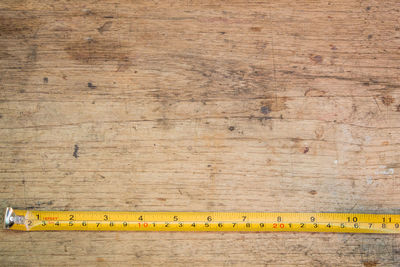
[4,208,400,233]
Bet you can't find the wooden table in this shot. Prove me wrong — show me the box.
[1,1,399,266]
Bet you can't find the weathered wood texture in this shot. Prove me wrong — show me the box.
[1,0,400,266]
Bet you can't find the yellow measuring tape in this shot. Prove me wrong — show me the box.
[4,207,400,233]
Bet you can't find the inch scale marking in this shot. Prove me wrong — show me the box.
[4,208,400,233]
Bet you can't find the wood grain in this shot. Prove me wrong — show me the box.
[0,0,399,266]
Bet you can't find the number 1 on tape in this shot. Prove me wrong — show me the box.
[4,208,400,233]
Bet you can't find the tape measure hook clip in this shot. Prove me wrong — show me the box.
[4,207,25,229]
[4,207,15,228]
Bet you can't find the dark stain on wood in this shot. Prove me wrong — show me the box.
[260,105,270,114]
[249,27,262,32]
[310,55,323,64]
[156,118,174,130]
[309,190,317,195]
[73,144,79,158]
[0,16,40,88]
[381,95,394,106]
[363,261,378,267]
[88,82,96,89]
[65,38,131,70]
[0,16,41,37]
[260,98,287,113]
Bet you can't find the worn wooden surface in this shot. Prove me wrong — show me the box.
[1,0,400,266]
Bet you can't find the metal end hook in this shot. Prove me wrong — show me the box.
[4,207,15,229]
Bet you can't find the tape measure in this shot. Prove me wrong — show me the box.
[4,207,400,233]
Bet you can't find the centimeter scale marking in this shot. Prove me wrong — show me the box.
[4,208,400,233]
